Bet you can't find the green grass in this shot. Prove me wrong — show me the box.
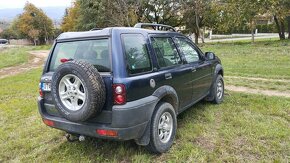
[0,68,289,162]
[0,45,50,69]
[200,39,290,79]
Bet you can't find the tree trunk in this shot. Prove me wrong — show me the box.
[251,20,255,44]
[287,16,290,39]
[195,10,200,44]
[274,15,285,40]
[194,32,199,44]
[201,27,205,43]
[251,28,255,44]
[281,20,286,39]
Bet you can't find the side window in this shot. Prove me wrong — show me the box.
[151,37,181,68]
[176,37,200,63]
[122,34,152,74]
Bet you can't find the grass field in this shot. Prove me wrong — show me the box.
[200,39,290,92]
[201,39,290,79]
[0,40,289,162]
[0,68,289,162]
[0,45,50,69]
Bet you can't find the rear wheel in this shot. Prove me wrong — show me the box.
[146,102,177,154]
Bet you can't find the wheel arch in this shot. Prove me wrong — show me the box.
[152,85,179,113]
[215,64,224,77]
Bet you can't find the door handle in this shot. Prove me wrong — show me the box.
[165,73,172,80]
[191,67,197,72]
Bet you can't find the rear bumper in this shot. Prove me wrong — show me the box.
[38,96,158,140]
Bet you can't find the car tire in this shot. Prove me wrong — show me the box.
[146,102,177,154]
[211,75,224,104]
[51,60,106,122]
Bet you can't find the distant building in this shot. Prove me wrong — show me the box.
[0,27,3,34]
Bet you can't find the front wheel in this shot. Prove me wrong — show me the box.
[211,75,224,104]
[146,102,177,154]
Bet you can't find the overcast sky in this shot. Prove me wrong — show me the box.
[0,0,72,9]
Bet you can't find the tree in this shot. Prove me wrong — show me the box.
[262,0,290,40]
[214,0,262,43]
[17,2,54,44]
[182,0,218,44]
[61,1,81,32]
[141,0,182,27]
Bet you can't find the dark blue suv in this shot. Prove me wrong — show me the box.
[38,23,224,153]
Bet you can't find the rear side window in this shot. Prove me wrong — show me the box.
[49,39,110,72]
[122,34,152,74]
[151,37,181,68]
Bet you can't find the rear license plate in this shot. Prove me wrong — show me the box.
[41,83,51,91]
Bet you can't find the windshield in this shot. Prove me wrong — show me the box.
[49,39,110,72]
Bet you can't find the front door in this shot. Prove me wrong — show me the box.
[174,37,213,102]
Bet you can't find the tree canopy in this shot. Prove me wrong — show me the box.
[16,2,54,44]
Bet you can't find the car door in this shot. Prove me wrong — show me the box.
[174,37,213,102]
[149,35,195,109]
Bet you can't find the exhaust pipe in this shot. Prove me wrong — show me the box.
[65,133,86,142]
[79,135,85,141]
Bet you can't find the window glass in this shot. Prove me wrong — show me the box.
[122,34,152,74]
[176,37,200,63]
[152,37,181,68]
[49,39,110,72]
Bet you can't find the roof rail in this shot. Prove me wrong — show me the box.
[90,28,103,31]
[134,23,176,32]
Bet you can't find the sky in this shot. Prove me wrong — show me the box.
[0,0,72,9]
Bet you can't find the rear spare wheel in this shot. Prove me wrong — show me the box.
[51,60,106,122]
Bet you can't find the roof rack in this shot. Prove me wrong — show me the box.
[134,23,176,32]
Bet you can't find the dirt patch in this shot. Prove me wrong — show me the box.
[227,76,290,83]
[0,50,49,79]
[194,136,215,152]
[226,85,290,98]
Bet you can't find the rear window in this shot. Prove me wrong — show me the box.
[49,39,110,72]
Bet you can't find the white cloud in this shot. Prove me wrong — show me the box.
[0,0,72,9]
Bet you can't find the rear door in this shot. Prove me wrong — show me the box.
[43,38,113,113]
[174,37,213,101]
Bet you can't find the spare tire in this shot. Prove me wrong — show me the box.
[51,60,106,122]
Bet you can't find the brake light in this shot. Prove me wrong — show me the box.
[39,82,43,97]
[96,129,118,137]
[60,58,72,63]
[113,84,126,105]
[39,88,43,97]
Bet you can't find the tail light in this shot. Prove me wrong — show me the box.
[39,88,43,97]
[113,84,126,105]
[39,82,43,97]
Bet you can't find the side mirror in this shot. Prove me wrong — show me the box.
[205,52,216,60]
